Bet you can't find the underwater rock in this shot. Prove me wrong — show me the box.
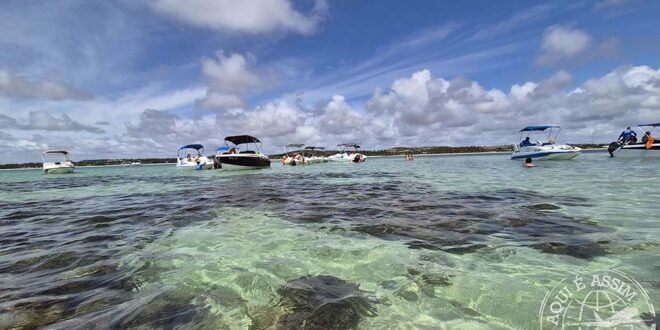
[119,289,205,329]
[272,275,376,330]
[531,241,608,259]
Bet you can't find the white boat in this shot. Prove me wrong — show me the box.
[608,123,660,158]
[303,146,329,164]
[215,135,271,170]
[511,126,581,160]
[43,150,75,174]
[282,143,307,166]
[176,144,214,170]
[328,143,367,162]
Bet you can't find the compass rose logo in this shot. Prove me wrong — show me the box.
[539,269,656,329]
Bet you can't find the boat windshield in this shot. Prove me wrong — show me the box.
[42,151,70,162]
[518,126,561,145]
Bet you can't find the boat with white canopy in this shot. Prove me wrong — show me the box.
[176,144,214,170]
[511,126,581,160]
[282,143,306,166]
[328,143,367,162]
[42,150,75,174]
[304,146,329,164]
[215,135,271,170]
[608,123,660,158]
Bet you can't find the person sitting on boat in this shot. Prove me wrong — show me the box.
[618,127,637,144]
[228,147,237,154]
[186,153,192,161]
[520,137,534,147]
[642,131,656,149]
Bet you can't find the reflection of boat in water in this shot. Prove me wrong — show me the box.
[43,150,75,174]
[304,146,329,164]
[282,143,306,166]
[215,135,271,170]
[176,144,214,170]
[511,126,581,160]
[608,123,660,158]
[328,143,367,162]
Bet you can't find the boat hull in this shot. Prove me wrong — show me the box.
[610,142,660,158]
[511,150,580,160]
[43,166,75,174]
[511,145,581,160]
[217,155,270,170]
[176,161,214,170]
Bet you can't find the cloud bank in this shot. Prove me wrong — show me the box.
[147,0,328,35]
[0,70,93,101]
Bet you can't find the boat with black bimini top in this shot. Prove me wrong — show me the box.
[608,123,660,159]
[215,135,271,170]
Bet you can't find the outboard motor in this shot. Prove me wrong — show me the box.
[607,142,621,157]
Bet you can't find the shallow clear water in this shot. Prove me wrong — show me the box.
[0,153,658,329]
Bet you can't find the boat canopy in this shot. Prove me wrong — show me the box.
[178,144,204,150]
[519,125,560,132]
[305,146,325,150]
[43,150,69,155]
[286,143,305,148]
[638,123,660,127]
[338,143,360,148]
[225,135,260,145]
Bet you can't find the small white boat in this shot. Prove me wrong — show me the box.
[328,143,367,162]
[304,146,329,164]
[176,144,214,170]
[43,150,75,174]
[282,143,307,166]
[511,126,581,160]
[608,123,660,158]
[215,135,271,170]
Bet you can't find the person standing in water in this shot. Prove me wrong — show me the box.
[523,158,535,168]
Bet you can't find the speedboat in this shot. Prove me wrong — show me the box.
[608,123,660,158]
[215,135,271,170]
[42,150,75,174]
[328,143,367,162]
[304,146,329,164]
[282,143,306,166]
[511,126,581,160]
[176,144,214,170]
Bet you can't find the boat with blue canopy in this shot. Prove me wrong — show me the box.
[176,144,214,170]
[511,125,581,160]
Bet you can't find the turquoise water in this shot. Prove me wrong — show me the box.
[0,153,658,329]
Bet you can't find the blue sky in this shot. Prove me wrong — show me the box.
[1,0,659,162]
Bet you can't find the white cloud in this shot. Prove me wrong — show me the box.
[1,111,104,133]
[536,25,593,65]
[195,51,272,111]
[3,65,660,163]
[0,69,93,101]
[148,0,327,35]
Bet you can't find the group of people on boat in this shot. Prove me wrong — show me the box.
[618,127,656,149]
[280,153,308,165]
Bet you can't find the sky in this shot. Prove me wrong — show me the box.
[1,0,660,162]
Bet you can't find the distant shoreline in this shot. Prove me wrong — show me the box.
[0,147,609,170]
